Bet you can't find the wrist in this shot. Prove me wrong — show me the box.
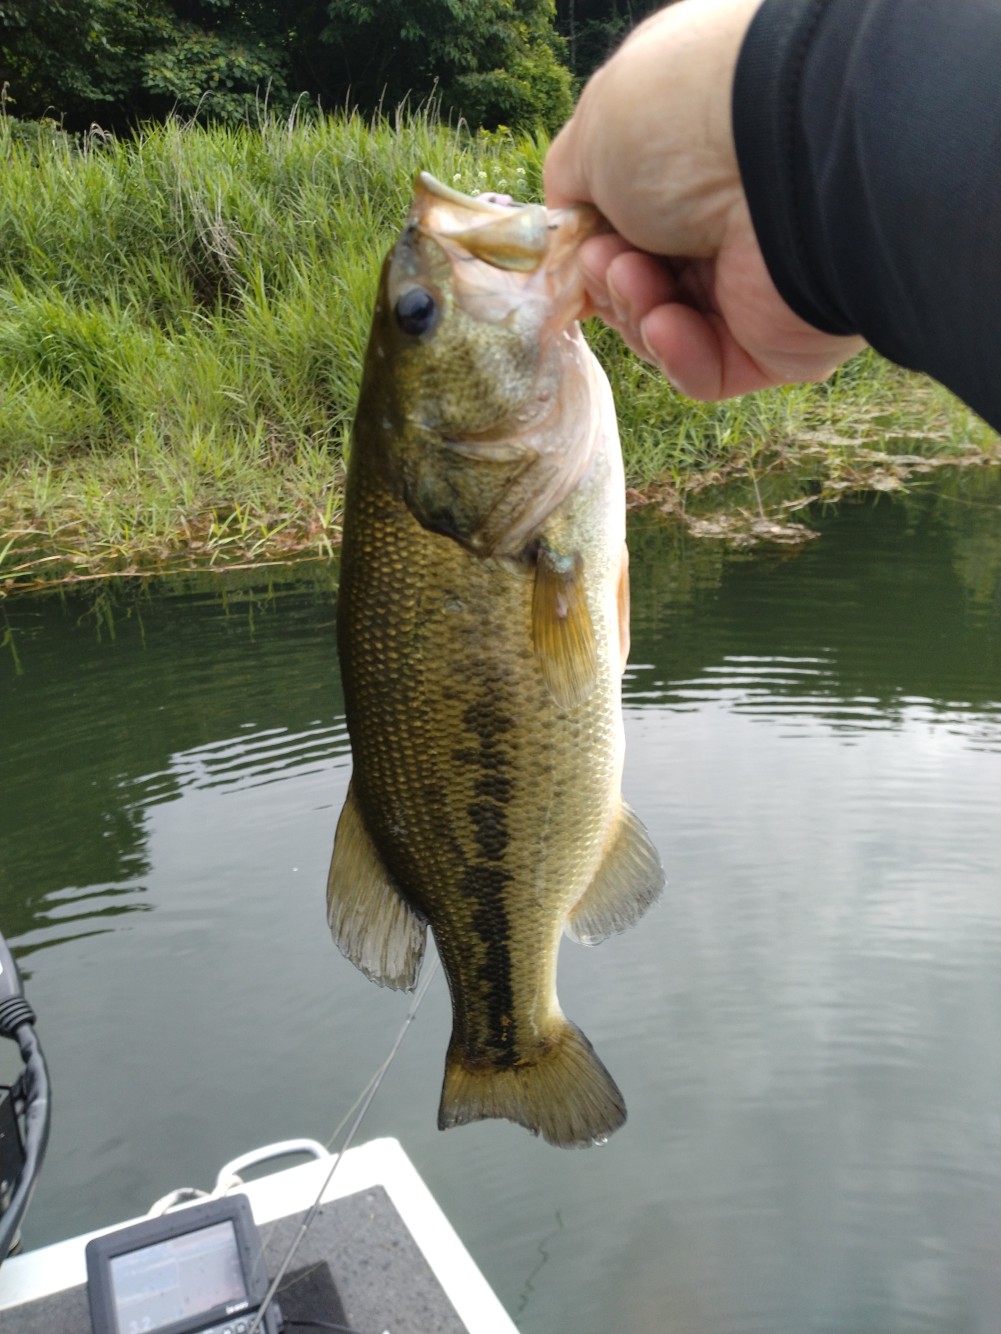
[598,0,765,257]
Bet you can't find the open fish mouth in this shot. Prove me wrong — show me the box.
[407,171,607,328]
[412,172,554,272]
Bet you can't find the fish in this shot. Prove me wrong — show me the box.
[326,172,664,1148]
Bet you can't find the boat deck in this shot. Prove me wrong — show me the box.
[0,1138,517,1334]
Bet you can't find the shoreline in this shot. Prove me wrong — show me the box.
[4,425,998,599]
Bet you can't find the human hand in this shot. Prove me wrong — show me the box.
[544,0,865,399]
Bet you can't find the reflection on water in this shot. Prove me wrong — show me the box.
[1,475,999,1334]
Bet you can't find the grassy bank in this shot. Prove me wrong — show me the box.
[1,109,996,594]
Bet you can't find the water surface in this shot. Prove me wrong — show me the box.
[1,473,999,1333]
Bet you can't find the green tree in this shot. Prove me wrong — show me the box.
[319,0,572,133]
[140,1,293,124]
[0,0,298,128]
[0,0,155,124]
[0,0,572,132]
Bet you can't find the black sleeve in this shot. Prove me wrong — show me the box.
[732,0,1001,431]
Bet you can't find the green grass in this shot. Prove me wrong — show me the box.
[0,107,995,593]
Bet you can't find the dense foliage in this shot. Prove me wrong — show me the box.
[0,0,591,133]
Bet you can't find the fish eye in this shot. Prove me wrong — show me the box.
[395,287,438,337]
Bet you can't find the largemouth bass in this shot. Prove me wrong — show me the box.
[327,173,664,1148]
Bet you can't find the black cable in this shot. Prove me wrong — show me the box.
[0,1021,51,1261]
[0,937,52,1265]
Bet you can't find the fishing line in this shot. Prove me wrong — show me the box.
[319,1059,389,1154]
[246,955,441,1334]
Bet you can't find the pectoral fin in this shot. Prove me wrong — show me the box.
[532,546,598,709]
[326,781,426,990]
[566,803,664,945]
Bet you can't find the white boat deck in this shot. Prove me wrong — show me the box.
[0,1137,518,1334]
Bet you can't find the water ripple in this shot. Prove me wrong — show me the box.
[131,720,351,802]
[627,652,1001,748]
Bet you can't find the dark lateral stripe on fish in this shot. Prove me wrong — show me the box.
[474,769,514,803]
[467,799,509,860]
[463,862,518,1068]
[451,693,520,1067]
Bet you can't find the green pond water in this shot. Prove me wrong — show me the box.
[1,472,1000,1334]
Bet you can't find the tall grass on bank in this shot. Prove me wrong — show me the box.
[0,107,556,586]
[0,107,994,591]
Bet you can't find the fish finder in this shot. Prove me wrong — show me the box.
[85,1193,282,1334]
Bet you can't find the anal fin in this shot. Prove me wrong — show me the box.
[326,781,426,990]
[566,802,664,945]
[532,545,598,709]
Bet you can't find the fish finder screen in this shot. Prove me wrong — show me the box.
[107,1219,248,1334]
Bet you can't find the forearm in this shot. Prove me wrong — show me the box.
[733,0,1001,429]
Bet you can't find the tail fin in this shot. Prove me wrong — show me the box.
[437,1019,626,1148]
